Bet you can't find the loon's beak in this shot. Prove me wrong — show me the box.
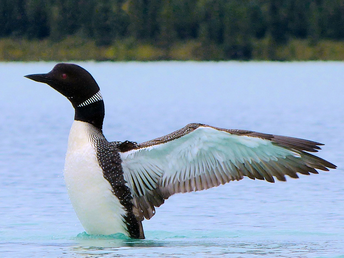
[25,73,51,84]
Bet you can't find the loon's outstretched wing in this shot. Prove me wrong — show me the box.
[118,123,336,220]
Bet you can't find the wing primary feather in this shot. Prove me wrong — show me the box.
[190,162,196,178]
[202,172,211,189]
[241,162,257,180]
[185,177,192,192]
[272,135,323,152]
[261,161,287,182]
[306,167,319,174]
[147,163,162,181]
[251,161,275,183]
[245,162,265,180]
[288,160,312,175]
[300,152,335,170]
[207,159,220,187]
[129,171,141,197]
[190,176,196,191]
[167,170,178,187]
[179,178,186,193]
[220,163,232,183]
[195,173,202,190]
[270,159,299,179]
[174,180,180,193]
[140,168,156,190]
[181,165,188,182]
[132,170,145,196]
[179,167,188,192]
[213,165,225,184]
[225,161,242,181]
[284,155,316,174]
[275,158,301,179]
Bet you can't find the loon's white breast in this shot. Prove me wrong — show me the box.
[64,121,128,236]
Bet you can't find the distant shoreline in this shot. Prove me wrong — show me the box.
[1,37,344,61]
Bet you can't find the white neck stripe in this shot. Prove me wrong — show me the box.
[78,91,103,107]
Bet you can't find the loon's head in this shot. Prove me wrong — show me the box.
[25,63,100,108]
[26,63,105,129]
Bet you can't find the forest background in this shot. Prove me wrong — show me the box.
[1,0,344,61]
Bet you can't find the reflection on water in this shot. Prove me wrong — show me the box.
[68,230,341,257]
[74,232,165,248]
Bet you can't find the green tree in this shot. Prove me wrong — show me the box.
[93,0,129,46]
[93,1,115,46]
[198,0,225,44]
[0,0,9,37]
[268,0,289,44]
[50,0,81,40]
[26,0,50,39]
[249,1,267,39]
[321,0,344,39]
[1,0,28,37]
[158,0,177,47]
[78,0,97,38]
[308,1,321,44]
[128,0,147,39]
[172,0,198,39]
[113,0,130,38]
[223,0,252,59]
[286,0,310,38]
[146,0,162,39]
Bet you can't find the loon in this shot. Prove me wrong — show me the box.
[25,63,336,239]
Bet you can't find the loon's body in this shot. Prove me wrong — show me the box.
[26,63,336,239]
[65,121,131,236]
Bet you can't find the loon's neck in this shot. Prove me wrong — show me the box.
[74,100,105,130]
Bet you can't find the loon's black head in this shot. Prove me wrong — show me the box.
[25,63,100,108]
[26,63,105,130]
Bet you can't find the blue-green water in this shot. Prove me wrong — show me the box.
[1,62,343,257]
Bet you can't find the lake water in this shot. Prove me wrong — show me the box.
[0,62,344,257]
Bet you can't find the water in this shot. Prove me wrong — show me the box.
[1,62,344,257]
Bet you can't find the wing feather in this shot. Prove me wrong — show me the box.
[119,123,336,220]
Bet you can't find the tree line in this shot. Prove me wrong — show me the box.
[1,0,344,60]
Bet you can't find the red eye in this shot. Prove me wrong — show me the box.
[62,73,67,79]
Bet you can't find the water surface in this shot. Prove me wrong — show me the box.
[0,62,343,257]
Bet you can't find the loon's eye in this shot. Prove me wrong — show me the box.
[62,73,67,79]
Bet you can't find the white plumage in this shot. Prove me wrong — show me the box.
[65,121,128,236]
